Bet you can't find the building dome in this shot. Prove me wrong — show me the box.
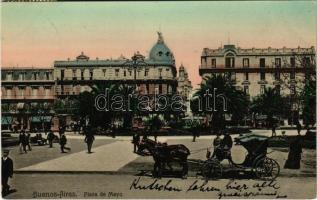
[149,32,174,63]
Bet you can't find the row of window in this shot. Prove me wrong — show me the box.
[60,68,170,80]
[58,84,171,95]
[243,85,296,95]
[226,72,296,82]
[3,72,52,81]
[207,57,311,68]
[3,88,52,98]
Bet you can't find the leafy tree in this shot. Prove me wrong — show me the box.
[191,74,249,133]
[301,79,316,131]
[73,83,138,130]
[251,87,287,133]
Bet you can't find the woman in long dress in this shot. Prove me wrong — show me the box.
[284,136,302,169]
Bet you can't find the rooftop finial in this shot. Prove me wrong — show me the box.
[157,31,164,43]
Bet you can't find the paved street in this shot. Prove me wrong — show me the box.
[4,130,316,199]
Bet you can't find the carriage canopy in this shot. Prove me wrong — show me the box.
[235,133,269,155]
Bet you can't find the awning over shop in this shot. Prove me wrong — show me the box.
[1,116,12,125]
[31,116,52,123]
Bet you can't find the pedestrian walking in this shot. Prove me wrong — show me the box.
[271,123,277,137]
[59,125,65,137]
[59,133,71,153]
[84,127,95,154]
[2,149,13,196]
[192,130,198,142]
[132,132,140,153]
[296,121,302,135]
[47,130,55,148]
[284,135,302,169]
[18,130,27,154]
[153,131,157,142]
[26,133,32,151]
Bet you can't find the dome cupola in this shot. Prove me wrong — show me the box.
[149,32,174,63]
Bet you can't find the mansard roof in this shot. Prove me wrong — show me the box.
[202,45,316,57]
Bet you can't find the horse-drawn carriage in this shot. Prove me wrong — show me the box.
[135,133,280,180]
[137,138,190,178]
[201,133,280,180]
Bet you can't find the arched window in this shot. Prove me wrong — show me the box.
[225,52,235,68]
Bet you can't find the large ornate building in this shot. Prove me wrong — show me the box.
[1,32,183,130]
[1,68,55,131]
[54,32,177,98]
[199,44,316,97]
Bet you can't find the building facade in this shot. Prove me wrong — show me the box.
[1,68,55,131]
[177,64,193,117]
[199,44,316,97]
[177,64,193,99]
[54,32,177,98]
[1,32,181,131]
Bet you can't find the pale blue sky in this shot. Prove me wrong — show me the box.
[2,1,316,87]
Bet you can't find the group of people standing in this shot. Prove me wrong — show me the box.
[18,130,31,154]
[210,132,233,161]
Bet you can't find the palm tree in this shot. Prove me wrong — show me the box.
[74,83,138,130]
[191,74,249,134]
[251,87,286,135]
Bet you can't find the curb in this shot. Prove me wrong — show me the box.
[13,170,316,178]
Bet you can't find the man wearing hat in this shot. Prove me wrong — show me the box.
[84,126,95,154]
[2,149,13,196]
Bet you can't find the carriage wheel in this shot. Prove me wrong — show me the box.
[254,157,280,181]
[201,160,222,180]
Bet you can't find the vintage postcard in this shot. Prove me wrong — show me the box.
[1,1,316,199]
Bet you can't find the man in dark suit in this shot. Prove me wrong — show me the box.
[19,130,28,154]
[2,149,13,196]
[84,127,95,154]
[132,132,140,153]
[47,130,55,148]
[59,133,71,153]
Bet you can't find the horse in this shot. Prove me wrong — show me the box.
[138,138,190,178]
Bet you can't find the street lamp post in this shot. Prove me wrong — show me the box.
[122,52,148,129]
